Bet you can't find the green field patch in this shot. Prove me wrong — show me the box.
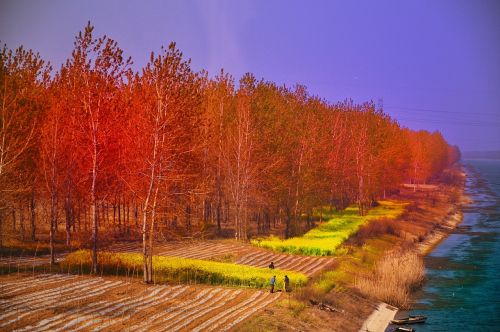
[251,200,407,256]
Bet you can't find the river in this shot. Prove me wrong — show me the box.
[409,159,500,331]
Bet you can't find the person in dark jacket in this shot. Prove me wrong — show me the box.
[269,262,275,269]
[284,275,291,292]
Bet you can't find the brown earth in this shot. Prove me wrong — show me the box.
[0,273,280,332]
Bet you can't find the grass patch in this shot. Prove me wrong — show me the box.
[61,250,308,289]
[276,298,306,317]
[252,200,407,256]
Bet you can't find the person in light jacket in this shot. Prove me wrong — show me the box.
[269,275,276,293]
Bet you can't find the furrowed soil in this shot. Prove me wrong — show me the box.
[0,273,281,332]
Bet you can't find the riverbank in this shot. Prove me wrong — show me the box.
[359,220,467,332]
[238,165,466,331]
[360,167,467,332]
[416,210,463,255]
[402,159,500,331]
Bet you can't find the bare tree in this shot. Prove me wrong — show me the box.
[127,42,200,282]
[65,23,131,273]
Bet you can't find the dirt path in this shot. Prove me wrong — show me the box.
[358,303,398,332]
[0,273,281,332]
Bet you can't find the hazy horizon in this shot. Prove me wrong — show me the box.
[1,0,499,151]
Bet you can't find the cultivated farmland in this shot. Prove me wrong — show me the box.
[0,274,281,332]
[107,240,333,276]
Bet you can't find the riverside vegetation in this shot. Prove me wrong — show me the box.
[252,200,407,256]
[355,250,425,308]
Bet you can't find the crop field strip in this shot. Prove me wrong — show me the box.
[107,241,249,260]
[107,241,333,276]
[156,243,247,260]
[235,251,333,276]
[0,274,280,332]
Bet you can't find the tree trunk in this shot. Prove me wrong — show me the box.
[19,202,25,241]
[105,202,109,229]
[91,137,98,274]
[50,194,56,266]
[147,186,160,283]
[142,205,149,283]
[55,204,59,232]
[11,208,15,231]
[113,196,117,228]
[257,211,261,235]
[118,196,121,232]
[126,201,130,234]
[77,200,81,232]
[0,211,3,247]
[91,198,97,274]
[134,202,138,228]
[285,206,291,239]
[65,196,71,246]
[216,199,221,233]
[72,205,76,232]
[142,172,155,283]
[186,204,191,231]
[84,205,88,232]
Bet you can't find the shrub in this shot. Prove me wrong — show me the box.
[347,218,400,246]
[354,250,425,309]
[276,299,306,317]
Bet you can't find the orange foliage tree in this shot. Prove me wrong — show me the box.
[1,23,461,258]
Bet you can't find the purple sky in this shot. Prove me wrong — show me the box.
[1,0,499,151]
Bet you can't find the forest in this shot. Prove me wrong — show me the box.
[0,23,460,280]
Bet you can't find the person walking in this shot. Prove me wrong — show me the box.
[284,275,291,292]
[269,275,276,293]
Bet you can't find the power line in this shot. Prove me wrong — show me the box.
[394,117,500,127]
[385,105,500,117]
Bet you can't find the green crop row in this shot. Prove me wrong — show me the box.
[252,200,407,256]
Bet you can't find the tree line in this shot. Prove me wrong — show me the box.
[0,23,460,281]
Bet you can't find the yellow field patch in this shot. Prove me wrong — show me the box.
[62,250,308,289]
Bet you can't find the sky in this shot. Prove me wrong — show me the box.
[1,0,499,152]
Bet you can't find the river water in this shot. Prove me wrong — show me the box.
[409,159,500,331]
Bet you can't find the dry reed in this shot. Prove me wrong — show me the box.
[355,250,424,309]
